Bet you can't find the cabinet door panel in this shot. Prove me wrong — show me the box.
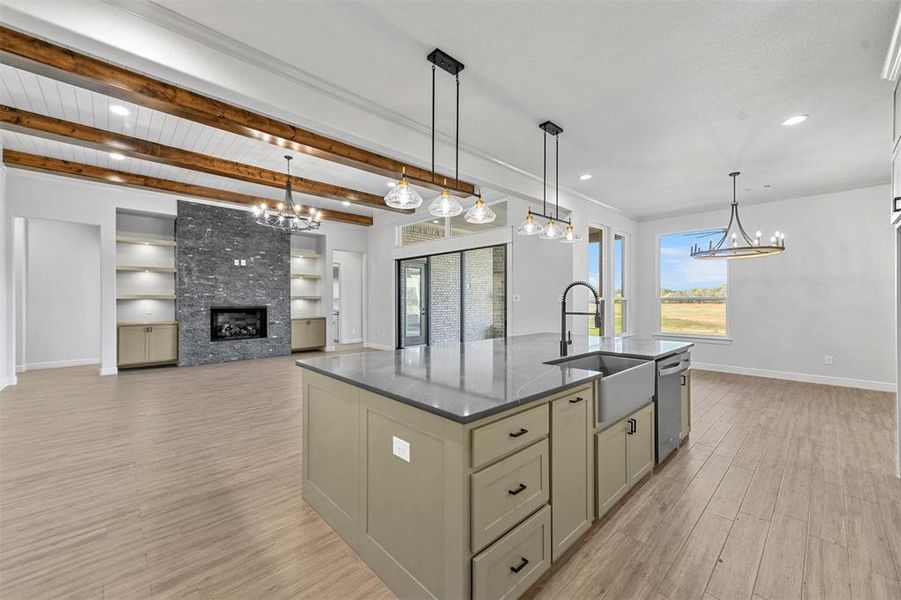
[310,318,326,347]
[626,405,654,486]
[147,324,178,363]
[596,421,628,519]
[551,391,592,561]
[117,326,147,366]
[680,370,691,440]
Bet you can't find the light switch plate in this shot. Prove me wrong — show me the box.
[392,436,410,463]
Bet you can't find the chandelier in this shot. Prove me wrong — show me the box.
[252,156,322,232]
[690,172,785,259]
[517,121,580,243]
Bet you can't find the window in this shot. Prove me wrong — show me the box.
[587,227,604,335]
[400,201,507,246]
[614,233,627,335]
[658,231,727,336]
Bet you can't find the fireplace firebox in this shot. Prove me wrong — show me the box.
[210,306,268,341]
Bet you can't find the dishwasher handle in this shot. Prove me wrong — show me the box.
[658,360,690,377]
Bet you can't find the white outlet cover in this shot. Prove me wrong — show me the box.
[392,436,410,463]
[512,294,522,303]
[233,259,239,266]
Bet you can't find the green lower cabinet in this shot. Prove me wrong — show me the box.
[595,403,655,520]
[472,505,552,600]
[550,390,593,561]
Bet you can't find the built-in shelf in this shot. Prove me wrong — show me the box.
[290,273,321,279]
[291,295,321,300]
[116,234,177,247]
[291,250,320,259]
[117,294,177,300]
[117,265,177,273]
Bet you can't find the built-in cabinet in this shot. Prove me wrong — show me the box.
[595,403,655,520]
[116,211,178,367]
[680,369,692,441]
[550,390,593,561]
[117,323,178,367]
[291,317,326,350]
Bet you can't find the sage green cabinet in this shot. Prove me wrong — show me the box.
[680,369,692,440]
[292,317,326,350]
[550,390,593,561]
[471,403,548,469]
[595,418,629,519]
[471,439,549,552]
[596,403,655,519]
[117,322,178,367]
[472,505,551,600]
[626,406,654,486]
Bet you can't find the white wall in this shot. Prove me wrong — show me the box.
[333,250,364,343]
[636,184,895,390]
[3,169,177,378]
[0,143,8,389]
[21,219,101,370]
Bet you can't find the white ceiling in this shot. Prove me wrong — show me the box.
[149,0,898,219]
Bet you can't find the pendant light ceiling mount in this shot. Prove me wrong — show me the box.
[690,171,785,260]
[518,120,579,242]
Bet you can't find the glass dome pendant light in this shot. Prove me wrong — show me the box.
[464,193,496,224]
[429,178,463,217]
[690,172,786,259]
[384,166,423,209]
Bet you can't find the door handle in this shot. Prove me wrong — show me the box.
[507,483,527,496]
[510,557,530,574]
[509,428,529,438]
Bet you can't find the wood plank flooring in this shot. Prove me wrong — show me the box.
[1,360,898,599]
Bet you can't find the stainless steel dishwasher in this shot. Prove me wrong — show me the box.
[655,350,691,463]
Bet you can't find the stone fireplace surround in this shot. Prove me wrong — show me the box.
[176,201,291,366]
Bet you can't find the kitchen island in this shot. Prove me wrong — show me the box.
[296,333,692,599]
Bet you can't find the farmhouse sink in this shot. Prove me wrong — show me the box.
[550,354,655,428]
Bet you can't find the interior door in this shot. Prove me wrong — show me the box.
[401,259,428,347]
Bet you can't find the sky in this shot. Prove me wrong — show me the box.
[659,231,727,291]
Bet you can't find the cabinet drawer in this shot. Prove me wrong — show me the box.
[472,404,548,469]
[472,504,551,600]
[471,440,549,552]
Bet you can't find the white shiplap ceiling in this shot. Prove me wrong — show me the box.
[0,62,477,220]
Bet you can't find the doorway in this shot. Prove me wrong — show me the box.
[332,250,365,345]
[400,258,428,347]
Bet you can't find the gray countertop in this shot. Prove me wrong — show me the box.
[296,333,692,424]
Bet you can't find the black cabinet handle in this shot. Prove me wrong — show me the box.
[894,196,901,212]
[569,396,584,404]
[509,428,528,438]
[507,483,527,496]
[681,374,686,386]
[510,557,530,574]
[627,418,636,435]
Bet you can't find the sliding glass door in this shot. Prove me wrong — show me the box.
[397,245,506,348]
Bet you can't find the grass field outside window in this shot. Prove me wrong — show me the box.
[659,230,728,336]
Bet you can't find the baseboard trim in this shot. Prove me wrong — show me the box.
[22,358,101,371]
[339,338,364,344]
[692,361,895,392]
[99,366,118,376]
[364,342,394,351]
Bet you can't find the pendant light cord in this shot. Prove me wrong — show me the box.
[543,130,547,214]
[431,65,436,183]
[555,134,559,219]
[455,73,460,184]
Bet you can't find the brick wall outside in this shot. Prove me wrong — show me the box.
[429,253,461,344]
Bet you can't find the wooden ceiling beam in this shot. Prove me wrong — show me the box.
[0,26,477,197]
[1,150,373,226]
[0,105,410,214]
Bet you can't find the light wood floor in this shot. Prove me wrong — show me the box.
[1,358,898,599]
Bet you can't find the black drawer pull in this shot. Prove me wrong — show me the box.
[681,374,686,386]
[509,428,528,438]
[627,418,636,435]
[569,396,584,404]
[510,557,529,574]
[894,196,901,212]
[507,483,527,496]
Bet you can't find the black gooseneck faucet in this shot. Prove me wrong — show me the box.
[560,281,603,357]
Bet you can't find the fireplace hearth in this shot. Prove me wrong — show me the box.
[210,306,268,341]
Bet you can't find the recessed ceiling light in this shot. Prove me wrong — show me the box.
[342,201,351,206]
[579,173,593,181]
[780,114,808,126]
[432,220,440,224]
[109,152,125,161]
[109,104,130,116]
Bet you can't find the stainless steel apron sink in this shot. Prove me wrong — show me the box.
[550,354,655,429]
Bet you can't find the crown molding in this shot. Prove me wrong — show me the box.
[882,5,901,80]
[100,0,627,217]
